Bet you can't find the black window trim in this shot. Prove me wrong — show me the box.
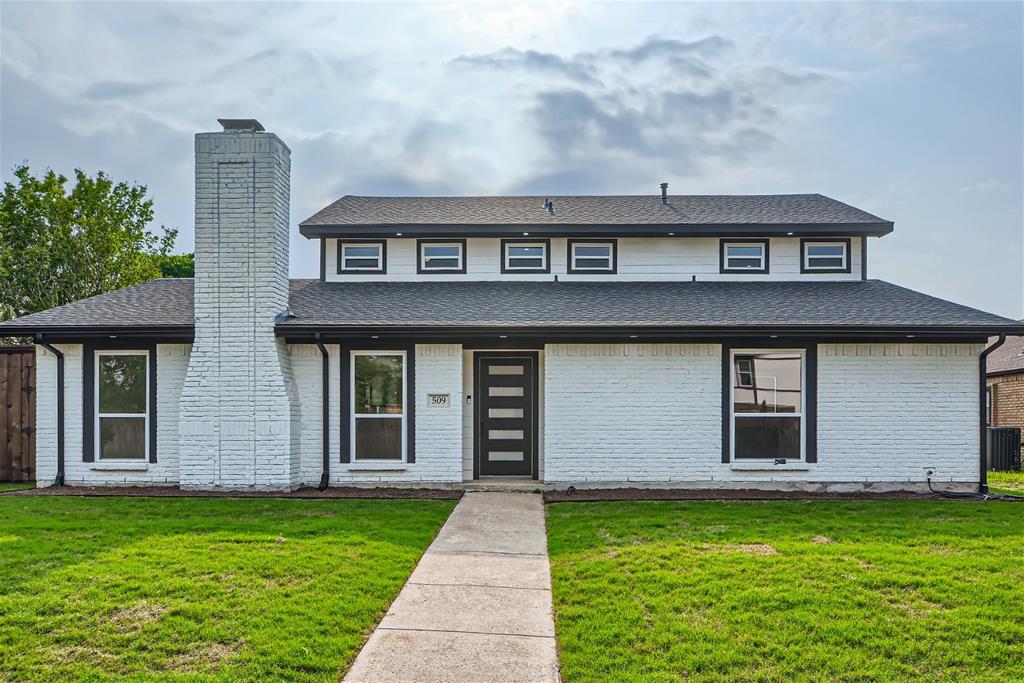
[719,238,770,274]
[336,239,388,275]
[567,239,618,274]
[800,237,852,274]
[500,238,551,274]
[721,342,816,464]
[416,238,468,275]
[340,343,416,464]
[83,341,158,463]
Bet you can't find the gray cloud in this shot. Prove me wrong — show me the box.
[451,47,600,85]
[80,80,172,100]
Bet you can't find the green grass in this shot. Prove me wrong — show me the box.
[0,496,455,681]
[989,470,1024,495]
[547,500,1024,682]
[0,482,34,491]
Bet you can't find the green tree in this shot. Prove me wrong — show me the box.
[151,252,195,278]
[0,164,182,321]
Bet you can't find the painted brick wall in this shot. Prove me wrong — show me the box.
[178,128,299,490]
[543,343,981,489]
[34,343,190,486]
[291,343,464,484]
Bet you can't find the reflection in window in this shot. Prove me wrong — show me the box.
[420,242,463,271]
[339,242,384,271]
[96,352,148,460]
[732,351,803,459]
[804,242,847,271]
[504,243,547,271]
[352,353,405,460]
[724,242,766,271]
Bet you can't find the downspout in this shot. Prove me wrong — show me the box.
[979,334,1006,494]
[315,333,330,491]
[35,337,65,487]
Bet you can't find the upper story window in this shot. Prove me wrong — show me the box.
[568,240,617,274]
[801,239,850,273]
[418,240,466,274]
[96,350,149,460]
[501,239,550,274]
[338,240,386,274]
[720,239,769,274]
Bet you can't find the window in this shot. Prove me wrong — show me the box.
[501,239,550,273]
[95,350,149,460]
[351,352,406,461]
[720,240,769,273]
[418,240,466,274]
[801,239,850,273]
[731,350,804,460]
[338,241,385,273]
[568,240,617,273]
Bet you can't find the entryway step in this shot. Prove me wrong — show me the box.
[461,479,555,493]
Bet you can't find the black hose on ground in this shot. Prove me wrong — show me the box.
[927,471,1024,501]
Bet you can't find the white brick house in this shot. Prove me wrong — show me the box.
[5,120,1021,492]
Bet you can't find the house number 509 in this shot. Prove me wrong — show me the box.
[427,394,450,407]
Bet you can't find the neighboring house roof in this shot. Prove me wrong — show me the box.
[987,333,1024,376]
[2,278,1019,337]
[299,194,894,238]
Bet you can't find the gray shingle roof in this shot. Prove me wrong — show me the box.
[281,279,1016,329]
[1,278,1017,335]
[300,194,892,229]
[987,334,1024,375]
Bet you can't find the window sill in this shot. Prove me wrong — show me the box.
[346,463,408,472]
[730,461,810,472]
[91,461,149,471]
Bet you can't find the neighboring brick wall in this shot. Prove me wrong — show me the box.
[988,372,1024,437]
[34,343,190,486]
[178,129,299,490]
[542,343,981,489]
[291,343,464,484]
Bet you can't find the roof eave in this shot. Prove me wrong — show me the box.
[298,221,895,240]
[0,324,195,342]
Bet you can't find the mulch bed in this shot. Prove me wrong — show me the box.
[4,485,462,500]
[543,487,942,503]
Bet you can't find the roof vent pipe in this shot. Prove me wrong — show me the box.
[547,201,555,215]
[660,182,668,204]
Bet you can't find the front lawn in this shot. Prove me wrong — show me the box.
[547,500,1024,682]
[989,469,1024,494]
[0,496,455,681]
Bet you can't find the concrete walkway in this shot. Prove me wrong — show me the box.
[344,492,559,682]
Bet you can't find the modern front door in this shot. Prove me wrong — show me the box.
[475,352,537,477]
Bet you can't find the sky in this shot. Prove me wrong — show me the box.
[1,1,1022,318]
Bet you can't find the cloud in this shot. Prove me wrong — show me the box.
[451,48,599,85]
[81,80,172,100]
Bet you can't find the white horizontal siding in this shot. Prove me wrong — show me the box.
[324,236,863,282]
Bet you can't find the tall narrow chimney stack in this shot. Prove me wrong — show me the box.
[660,182,668,205]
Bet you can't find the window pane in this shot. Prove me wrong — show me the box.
[424,245,460,257]
[734,416,801,459]
[354,417,402,460]
[489,430,524,439]
[488,451,524,461]
[575,258,611,269]
[808,256,845,268]
[99,416,146,459]
[344,258,380,269]
[489,386,524,397]
[489,408,524,418]
[423,257,460,269]
[509,246,544,257]
[727,246,763,257]
[574,246,610,257]
[734,353,802,413]
[727,257,763,269]
[807,245,844,256]
[98,354,147,413]
[344,246,380,257]
[354,355,403,414]
[488,365,523,375]
[508,258,543,269]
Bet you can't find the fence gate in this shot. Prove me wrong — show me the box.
[987,427,1022,472]
[0,347,35,482]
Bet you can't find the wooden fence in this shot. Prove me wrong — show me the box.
[0,347,35,482]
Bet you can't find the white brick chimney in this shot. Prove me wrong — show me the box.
[178,119,300,489]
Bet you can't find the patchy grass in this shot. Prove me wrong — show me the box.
[0,496,455,681]
[0,482,34,492]
[547,500,1024,682]
[989,470,1024,495]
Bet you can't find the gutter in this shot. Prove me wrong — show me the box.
[979,334,1006,493]
[35,337,65,487]
[315,333,330,491]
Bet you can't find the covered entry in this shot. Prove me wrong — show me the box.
[474,352,538,478]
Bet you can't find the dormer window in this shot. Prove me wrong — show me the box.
[418,240,466,274]
[501,239,550,274]
[568,240,617,274]
[720,239,769,274]
[801,239,850,273]
[338,241,386,273]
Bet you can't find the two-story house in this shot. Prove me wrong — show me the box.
[3,119,1020,492]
